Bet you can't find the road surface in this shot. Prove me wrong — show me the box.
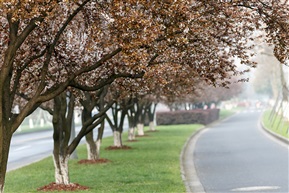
[194,110,289,193]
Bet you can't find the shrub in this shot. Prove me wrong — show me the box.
[156,109,220,125]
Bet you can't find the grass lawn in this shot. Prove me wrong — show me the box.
[219,109,237,120]
[5,124,202,193]
[262,109,289,139]
[14,124,53,134]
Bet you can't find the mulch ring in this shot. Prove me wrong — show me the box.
[78,158,110,164]
[146,130,159,133]
[37,182,89,192]
[105,145,132,150]
[136,134,150,137]
[126,139,138,142]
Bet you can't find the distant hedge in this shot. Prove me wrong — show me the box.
[156,109,220,125]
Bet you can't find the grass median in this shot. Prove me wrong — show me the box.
[5,124,202,193]
[262,109,289,139]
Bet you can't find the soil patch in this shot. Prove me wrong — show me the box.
[37,182,89,192]
[105,145,132,150]
[146,130,159,133]
[127,139,138,142]
[78,158,110,164]
[136,134,150,137]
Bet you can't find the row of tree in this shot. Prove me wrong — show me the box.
[0,0,289,192]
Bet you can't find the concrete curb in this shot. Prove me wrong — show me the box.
[180,127,206,193]
[260,118,289,145]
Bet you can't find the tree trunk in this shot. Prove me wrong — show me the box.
[95,139,101,159]
[149,121,155,131]
[69,114,78,159]
[85,131,98,160]
[0,127,12,193]
[52,93,73,185]
[137,123,144,136]
[148,103,157,131]
[113,131,122,147]
[53,154,70,185]
[128,127,136,140]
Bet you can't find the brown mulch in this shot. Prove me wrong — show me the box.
[146,130,159,133]
[105,145,132,150]
[127,139,138,142]
[37,182,89,192]
[136,134,150,137]
[78,158,110,164]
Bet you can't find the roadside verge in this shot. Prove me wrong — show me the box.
[260,118,289,145]
[180,127,206,193]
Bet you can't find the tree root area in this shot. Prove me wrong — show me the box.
[136,134,150,137]
[37,182,89,192]
[146,130,159,133]
[127,139,139,142]
[78,158,110,164]
[105,145,132,150]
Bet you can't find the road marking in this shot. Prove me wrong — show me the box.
[14,145,32,152]
[231,186,280,192]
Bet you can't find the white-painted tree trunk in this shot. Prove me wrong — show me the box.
[128,127,136,140]
[149,121,155,131]
[0,184,4,193]
[53,154,70,185]
[113,131,122,147]
[86,139,101,160]
[137,123,144,136]
[95,139,101,159]
[86,143,95,160]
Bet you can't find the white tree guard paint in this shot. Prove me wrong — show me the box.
[113,131,122,147]
[137,123,144,136]
[53,154,70,185]
[149,121,155,131]
[128,127,135,140]
[95,139,101,159]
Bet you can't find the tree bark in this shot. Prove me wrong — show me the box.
[95,120,105,159]
[106,102,127,147]
[53,153,70,185]
[86,131,98,160]
[149,121,155,131]
[148,103,157,131]
[52,93,73,185]
[0,126,12,193]
[82,106,98,160]
[113,131,122,147]
[128,127,136,140]
[95,139,102,159]
[137,123,144,136]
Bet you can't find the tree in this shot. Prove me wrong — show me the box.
[0,1,127,191]
[252,45,282,99]
[80,88,108,161]
[1,1,289,192]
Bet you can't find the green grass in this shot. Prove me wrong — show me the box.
[262,110,289,139]
[14,124,53,134]
[5,124,202,193]
[219,109,236,120]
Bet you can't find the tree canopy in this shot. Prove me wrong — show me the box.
[0,0,289,192]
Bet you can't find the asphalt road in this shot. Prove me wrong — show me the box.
[194,109,289,193]
[8,125,119,171]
